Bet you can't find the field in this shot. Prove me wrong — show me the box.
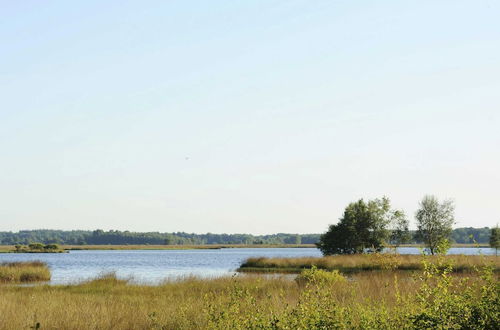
[0,255,498,329]
[238,254,500,273]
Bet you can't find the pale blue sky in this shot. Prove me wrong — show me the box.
[1,0,499,234]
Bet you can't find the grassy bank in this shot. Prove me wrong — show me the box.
[0,261,497,329]
[0,261,51,283]
[0,244,315,252]
[238,254,500,274]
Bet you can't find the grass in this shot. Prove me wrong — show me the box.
[0,259,497,329]
[238,254,500,273]
[0,261,51,283]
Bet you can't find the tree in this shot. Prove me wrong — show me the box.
[490,225,500,256]
[415,195,455,255]
[317,197,398,255]
[389,210,411,248]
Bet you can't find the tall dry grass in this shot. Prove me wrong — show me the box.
[0,261,51,283]
[239,254,500,273]
[0,267,497,329]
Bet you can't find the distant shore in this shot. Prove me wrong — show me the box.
[0,243,491,253]
[0,244,316,252]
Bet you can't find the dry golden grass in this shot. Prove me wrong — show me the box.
[0,269,494,330]
[0,261,51,283]
[239,254,500,273]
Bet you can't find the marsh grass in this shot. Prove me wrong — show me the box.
[238,254,500,273]
[0,255,497,329]
[0,261,51,283]
[0,259,497,329]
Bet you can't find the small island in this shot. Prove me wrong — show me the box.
[11,243,66,253]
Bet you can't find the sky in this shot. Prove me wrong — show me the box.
[1,0,499,234]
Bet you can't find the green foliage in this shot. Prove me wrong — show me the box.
[28,243,45,250]
[44,244,60,250]
[0,228,494,246]
[295,266,346,287]
[205,258,499,330]
[415,195,455,255]
[317,197,399,255]
[0,229,321,246]
[13,243,64,253]
[410,255,499,329]
[451,227,491,244]
[389,210,411,247]
[490,225,500,256]
[204,275,352,329]
[435,238,451,255]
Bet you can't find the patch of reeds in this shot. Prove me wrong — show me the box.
[0,261,51,283]
[238,254,500,273]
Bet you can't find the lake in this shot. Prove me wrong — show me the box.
[0,247,495,284]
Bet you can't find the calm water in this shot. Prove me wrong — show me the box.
[0,247,494,285]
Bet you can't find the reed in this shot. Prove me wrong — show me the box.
[0,261,51,283]
[238,254,500,273]
[0,265,496,329]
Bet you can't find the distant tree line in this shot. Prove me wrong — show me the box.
[0,230,319,245]
[0,228,491,246]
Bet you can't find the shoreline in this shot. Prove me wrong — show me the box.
[0,243,492,253]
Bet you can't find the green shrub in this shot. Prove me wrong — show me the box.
[28,243,45,250]
[44,244,60,250]
[204,257,499,329]
[295,266,346,287]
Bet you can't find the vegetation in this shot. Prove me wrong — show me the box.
[389,210,411,248]
[415,195,455,255]
[0,261,51,283]
[0,256,497,329]
[11,243,64,253]
[238,254,500,274]
[316,197,405,255]
[491,225,500,256]
[0,230,319,246]
[0,228,494,246]
[61,244,314,250]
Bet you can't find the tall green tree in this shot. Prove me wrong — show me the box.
[490,225,500,256]
[415,195,455,255]
[317,197,398,255]
[389,210,411,248]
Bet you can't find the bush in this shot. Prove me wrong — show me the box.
[295,266,346,287]
[44,244,60,250]
[28,243,45,250]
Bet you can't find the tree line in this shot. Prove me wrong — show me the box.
[0,227,493,246]
[0,230,318,245]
